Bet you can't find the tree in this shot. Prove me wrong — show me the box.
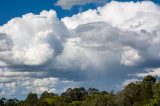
[145,99,160,106]
[141,75,156,102]
[0,98,6,106]
[5,98,19,106]
[69,101,82,106]
[144,81,160,106]
[87,88,99,95]
[152,81,160,99]
[116,82,141,106]
[24,92,38,106]
[142,75,156,83]
[82,92,117,106]
[39,91,57,100]
[62,87,87,102]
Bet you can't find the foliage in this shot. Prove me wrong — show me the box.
[61,87,87,102]
[82,92,117,106]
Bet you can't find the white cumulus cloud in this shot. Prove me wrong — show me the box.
[0,10,69,66]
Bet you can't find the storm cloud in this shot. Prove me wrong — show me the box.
[0,1,160,98]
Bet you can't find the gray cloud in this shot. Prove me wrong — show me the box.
[55,0,106,9]
[0,33,13,52]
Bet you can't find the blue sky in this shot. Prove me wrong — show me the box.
[0,0,159,25]
[0,0,160,99]
[0,0,98,25]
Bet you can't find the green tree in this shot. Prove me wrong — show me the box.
[69,101,82,106]
[24,92,38,106]
[62,87,87,102]
[39,91,57,100]
[5,98,19,106]
[152,81,160,99]
[116,82,141,106]
[141,75,156,103]
[87,88,99,95]
[0,98,6,106]
[82,92,117,106]
[145,99,160,106]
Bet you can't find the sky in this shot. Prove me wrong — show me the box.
[0,0,160,99]
[1,0,158,25]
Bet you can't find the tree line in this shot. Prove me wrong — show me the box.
[1,75,160,106]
